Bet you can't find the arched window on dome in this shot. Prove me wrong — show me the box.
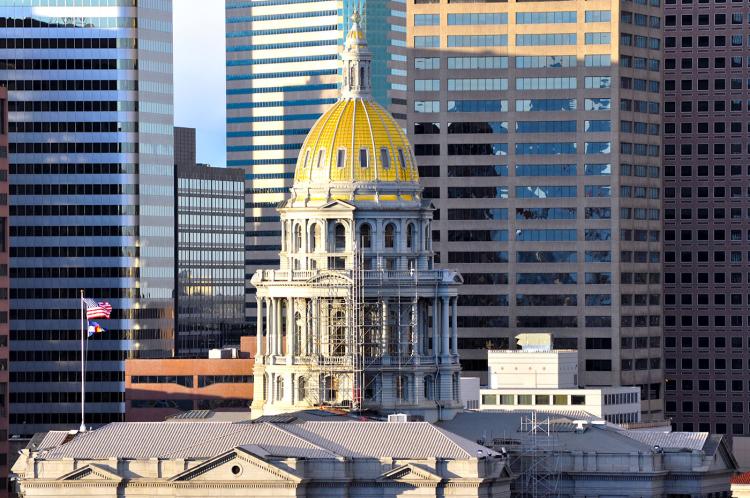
[424,225,430,251]
[380,148,390,170]
[360,66,365,87]
[294,225,302,253]
[398,149,407,170]
[303,149,311,169]
[384,223,396,249]
[359,148,368,168]
[263,374,269,401]
[334,223,346,252]
[406,223,415,250]
[336,148,346,169]
[359,223,372,249]
[316,148,325,168]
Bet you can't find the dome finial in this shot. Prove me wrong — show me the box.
[342,5,371,99]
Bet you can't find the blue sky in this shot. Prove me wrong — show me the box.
[173,1,226,167]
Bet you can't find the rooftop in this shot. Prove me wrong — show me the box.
[31,418,497,462]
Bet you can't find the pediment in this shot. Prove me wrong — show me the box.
[58,463,122,482]
[378,463,442,483]
[305,271,353,286]
[170,447,302,483]
[319,199,355,211]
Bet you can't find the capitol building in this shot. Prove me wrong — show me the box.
[250,12,463,422]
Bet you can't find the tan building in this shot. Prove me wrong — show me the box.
[407,0,664,420]
[11,418,513,498]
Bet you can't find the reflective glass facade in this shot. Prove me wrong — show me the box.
[175,164,246,357]
[409,0,664,419]
[1,0,175,436]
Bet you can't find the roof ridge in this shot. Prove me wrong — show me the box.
[427,424,473,459]
[161,423,259,458]
[262,422,340,457]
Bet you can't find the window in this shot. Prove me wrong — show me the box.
[385,224,396,249]
[359,148,368,168]
[336,148,346,169]
[298,377,306,401]
[398,149,407,169]
[316,149,325,168]
[407,224,415,249]
[359,224,371,249]
[334,223,346,252]
[380,148,390,170]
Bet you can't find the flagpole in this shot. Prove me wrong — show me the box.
[80,289,86,432]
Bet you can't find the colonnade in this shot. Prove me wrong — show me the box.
[255,295,459,360]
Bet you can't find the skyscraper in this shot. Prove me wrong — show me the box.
[408,0,664,419]
[174,126,196,169]
[175,163,245,357]
[1,1,175,436]
[224,0,406,325]
[662,3,750,437]
[0,86,10,496]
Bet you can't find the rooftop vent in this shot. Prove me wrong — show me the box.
[388,413,408,423]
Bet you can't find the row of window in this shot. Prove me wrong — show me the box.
[666,56,750,70]
[667,294,750,306]
[415,142,614,156]
[665,34,750,47]
[667,315,750,328]
[667,101,750,117]
[415,55,615,70]
[667,272,750,285]
[667,78,750,91]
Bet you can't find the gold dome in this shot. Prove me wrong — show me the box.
[291,9,420,200]
[294,98,419,185]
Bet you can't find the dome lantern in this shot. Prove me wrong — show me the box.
[342,10,372,99]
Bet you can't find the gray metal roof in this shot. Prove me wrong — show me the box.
[439,411,719,456]
[623,431,709,451]
[38,420,493,461]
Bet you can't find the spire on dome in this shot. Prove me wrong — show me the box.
[341,8,372,99]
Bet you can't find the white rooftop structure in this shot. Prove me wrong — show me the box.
[468,334,642,424]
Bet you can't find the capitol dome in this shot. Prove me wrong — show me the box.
[291,12,420,204]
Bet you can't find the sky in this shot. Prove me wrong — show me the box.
[173,1,226,167]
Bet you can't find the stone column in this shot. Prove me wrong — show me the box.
[432,298,439,358]
[441,296,450,358]
[269,298,277,355]
[277,298,284,355]
[451,296,458,355]
[312,298,320,355]
[286,298,295,358]
[256,296,264,357]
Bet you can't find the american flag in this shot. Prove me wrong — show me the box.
[83,298,112,320]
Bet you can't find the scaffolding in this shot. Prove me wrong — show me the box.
[517,412,562,498]
[303,244,423,414]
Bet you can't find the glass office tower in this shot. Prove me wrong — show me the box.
[175,163,245,357]
[1,0,175,436]
[408,0,664,419]
[225,0,406,325]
